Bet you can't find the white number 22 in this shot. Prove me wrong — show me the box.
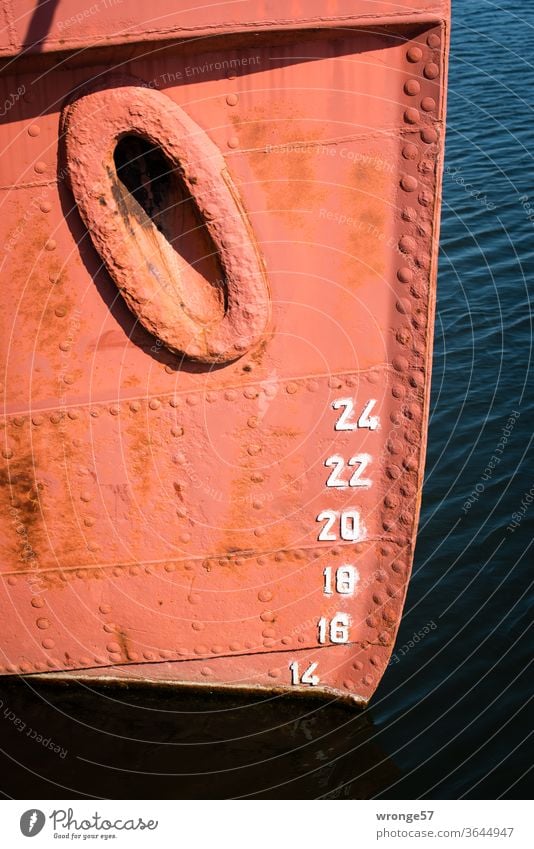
[325,453,372,488]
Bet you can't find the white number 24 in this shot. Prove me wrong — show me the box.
[332,397,379,431]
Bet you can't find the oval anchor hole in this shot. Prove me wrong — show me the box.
[62,78,270,362]
[113,134,226,326]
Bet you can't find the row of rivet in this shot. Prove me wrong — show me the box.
[0,370,392,438]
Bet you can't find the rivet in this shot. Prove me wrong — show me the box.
[386,465,402,480]
[87,542,99,552]
[263,638,275,648]
[160,649,173,659]
[421,96,437,112]
[247,444,261,456]
[366,615,378,629]
[59,341,70,352]
[227,136,239,149]
[44,239,56,251]
[34,160,47,173]
[404,108,420,124]
[188,593,201,604]
[251,471,264,483]
[226,93,238,106]
[27,124,40,137]
[149,398,160,410]
[254,527,266,537]
[129,565,141,576]
[164,562,176,572]
[31,597,44,608]
[200,666,212,676]
[186,395,199,406]
[63,374,74,385]
[260,610,275,622]
[171,425,184,437]
[99,604,111,615]
[404,79,421,96]
[191,621,204,631]
[107,641,121,653]
[129,400,141,412]
[383,607,397,624]
[397,267,413,284]
[2,448,13,459]
[401,176,418,194]
[80,491,91,502]
[421,127,438,144]
[268,668,280,678]
[252,498,263,510]
[68,409,79,420]
[49,272,60,284]
[424,62,439,79]
[109,405,120,416]
[262,627,276,638]
[396,327,412,345]
[40,201,51,213]
[328,376,343,389]
[395,298,412,315]
[225,389,237,401]
[402,206,418,222]
[229,642,241,652]
[399,235,417,254]
[406,46,423,63]
[258,589,272,602]
[13,416,25,427]
[243,387,258,399]
[363,675,374,686]
[419,190,432,207]
[402,143,419,161]
[247,416,258,429]
[393,355,409,371]
[307,379,319,392]
[286,382,298,394]
[36,617,50,630]
[103,623,116,633]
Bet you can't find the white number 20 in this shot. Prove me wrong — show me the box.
[317,509,362,541]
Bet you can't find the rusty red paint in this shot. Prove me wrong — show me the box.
[0,0,450,706]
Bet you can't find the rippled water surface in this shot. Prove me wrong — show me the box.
[368,0,533,798]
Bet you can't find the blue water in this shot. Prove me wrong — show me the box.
[369,0,533,798]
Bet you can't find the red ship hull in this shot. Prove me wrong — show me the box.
[0,0,450,706]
